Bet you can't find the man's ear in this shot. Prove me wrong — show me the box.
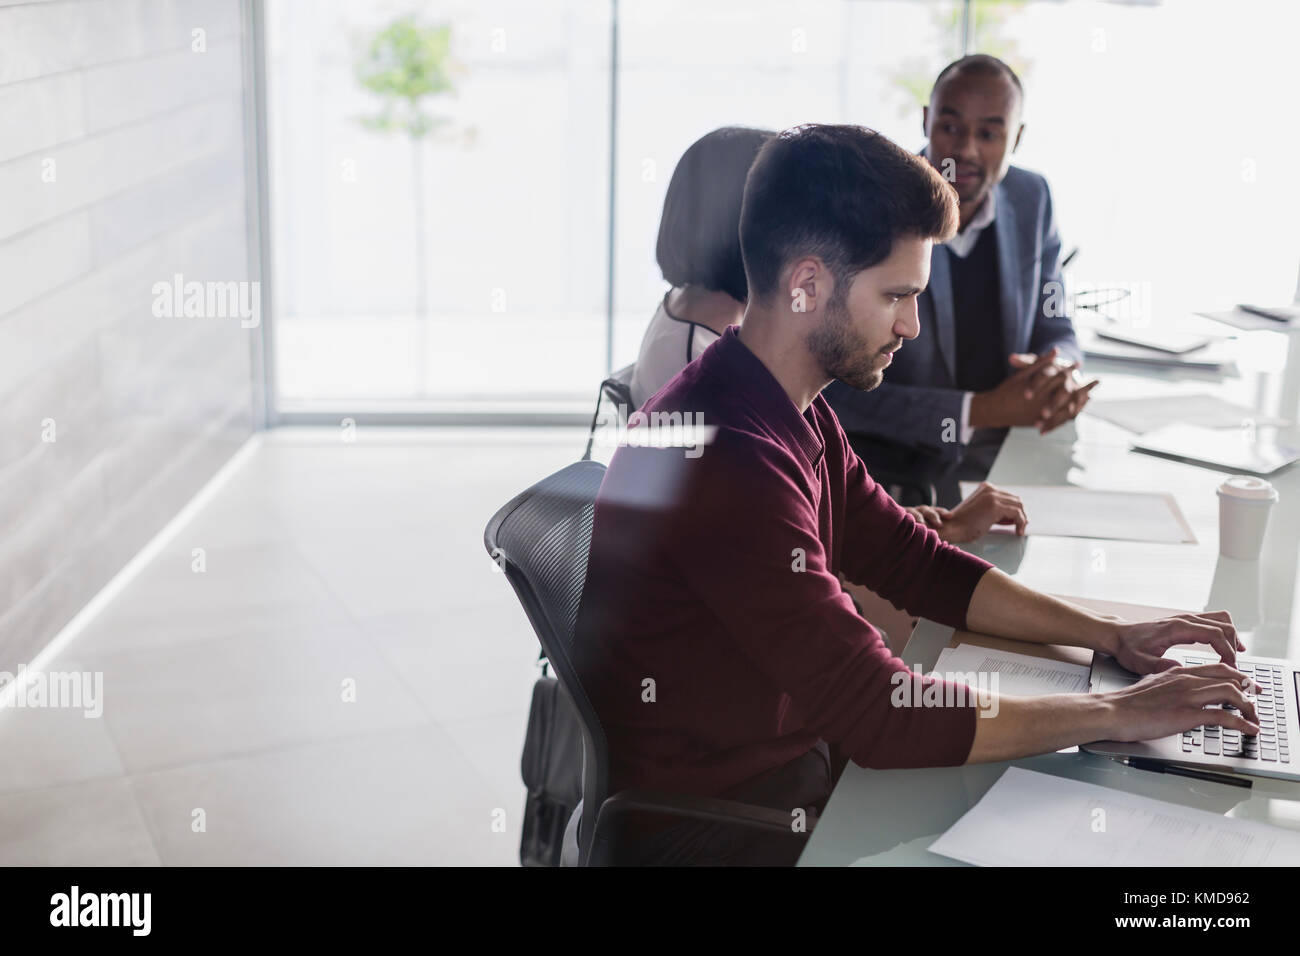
[1012,122,1025,153]
[922,104,930,139]
[786,259,821,317]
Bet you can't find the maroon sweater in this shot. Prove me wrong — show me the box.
[574,327,992,799]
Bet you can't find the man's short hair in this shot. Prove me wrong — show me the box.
[932,53,1023,104]
[739,124,958,303]
[656,126,772,303]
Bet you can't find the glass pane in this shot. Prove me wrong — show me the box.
[612,0,963,368]
[265,0,612,412]
[971,0,1300,318]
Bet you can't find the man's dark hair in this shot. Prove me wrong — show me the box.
[739,124,958,303]
[656,126,772,303]
[932,53,1023,104]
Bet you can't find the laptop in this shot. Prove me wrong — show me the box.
[1094,326,1214,355]
[1131,423,1300,476]
[1083,649,1300,782]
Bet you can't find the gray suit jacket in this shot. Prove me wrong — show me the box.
[825,164,1079,474]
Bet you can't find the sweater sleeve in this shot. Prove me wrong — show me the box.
[660,429,979,770]
[836,422,992,625]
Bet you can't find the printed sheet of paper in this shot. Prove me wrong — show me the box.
[928,767,1300,867]
[959,482,1196,544]
[933,644,1090,696]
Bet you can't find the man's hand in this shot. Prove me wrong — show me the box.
[969,347,1099,432]
[1110,610,1247,674]
[1099,662,1262,743]
[1007,350,1100,433]
[906,482,1027,543]
[906,504,947,534]
[966,661,1262,763]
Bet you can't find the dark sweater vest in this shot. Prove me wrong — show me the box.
[950,225,1005,393]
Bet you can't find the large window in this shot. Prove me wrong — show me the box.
[971,0,1300,323]
[263,0,965,414]
[265,0,612,413]
[262,0,1300,416]
[611,0,963,366]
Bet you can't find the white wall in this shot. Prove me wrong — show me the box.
[0,0,260,669]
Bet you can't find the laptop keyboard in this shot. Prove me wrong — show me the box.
[1181,658,1290,763]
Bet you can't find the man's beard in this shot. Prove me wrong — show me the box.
[957,181,988,206]
[807,292,895,392]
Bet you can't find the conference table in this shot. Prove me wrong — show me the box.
[798,314,1300,866]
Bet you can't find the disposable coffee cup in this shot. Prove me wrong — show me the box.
[1217,475,1278,560]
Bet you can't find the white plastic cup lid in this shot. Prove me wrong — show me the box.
[1217,475,1278,501]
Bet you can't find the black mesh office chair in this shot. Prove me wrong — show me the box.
[484,460,814,866]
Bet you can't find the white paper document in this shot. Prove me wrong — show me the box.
[958,483,1196,543]
[1088,393,1288,434]
[933,644,1090,696]
[929,768,1300,866]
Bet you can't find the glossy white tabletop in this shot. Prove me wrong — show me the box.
[799,321,1300,866]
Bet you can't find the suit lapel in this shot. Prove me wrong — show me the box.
[928,242,957,384]
[993,185,1025,356]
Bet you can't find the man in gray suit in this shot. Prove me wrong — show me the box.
[826,54,1098,504]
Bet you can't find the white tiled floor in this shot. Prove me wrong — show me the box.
[0,426,588,865]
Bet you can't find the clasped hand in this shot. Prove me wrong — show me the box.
[970,346,1100,433]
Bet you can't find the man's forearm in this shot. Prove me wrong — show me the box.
[965,568,1120,655]
[966,692,1114,763]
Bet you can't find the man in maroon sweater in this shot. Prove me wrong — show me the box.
[573,124,1259,866]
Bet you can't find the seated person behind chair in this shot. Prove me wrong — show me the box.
[630,126,1021,549]
[628,127,771,411]
[574,124,1257,866]
[824,55,1098,499]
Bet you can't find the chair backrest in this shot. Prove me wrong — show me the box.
[484,459,609,864]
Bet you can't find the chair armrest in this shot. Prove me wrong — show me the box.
[599,788,818,832]
[588,788,818,865]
